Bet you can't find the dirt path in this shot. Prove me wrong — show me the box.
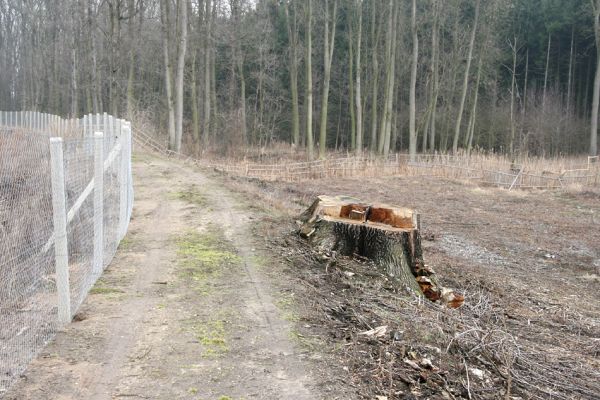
[5,154,321,400]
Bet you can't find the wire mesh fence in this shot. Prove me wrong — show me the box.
[0,111,133,396]
[133,126,600,190]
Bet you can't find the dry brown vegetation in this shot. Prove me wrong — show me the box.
[216,168,600,399]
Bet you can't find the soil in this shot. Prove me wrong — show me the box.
[5,153,600,400]
[218,173,600,399]
[3,154,349,400]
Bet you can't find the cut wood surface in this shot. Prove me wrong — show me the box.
[300,195,463,308]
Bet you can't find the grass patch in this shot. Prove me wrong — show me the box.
[175,227,241,295]
[89,287,124,295]
[171,186,208,207]
[191,318,229,356]
[118,235,135,251]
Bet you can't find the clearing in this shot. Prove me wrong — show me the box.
[5,152,600,400]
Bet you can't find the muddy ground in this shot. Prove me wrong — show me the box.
[4,153,600,400]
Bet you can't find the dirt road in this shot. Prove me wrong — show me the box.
[5,154,324,400]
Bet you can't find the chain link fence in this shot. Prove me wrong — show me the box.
[0,111,133,396]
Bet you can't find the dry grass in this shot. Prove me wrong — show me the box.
[215,168,600,400]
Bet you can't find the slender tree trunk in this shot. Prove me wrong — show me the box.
[408,0,418,161]
[382,1,397,157]
[567,26,574,114]
[126,0,138,120]
[191,51,200,142]
[452,0,479,154]
[543,33,551,112]
[591,0,600,156]
[285,0,300,147]
[306,0,314,160]
[203,0,212,145]
[160,0,176,149]
[467,54,483,156]
[523,47,529,117]
[509,38,517,156]
[318,0,338,158]
[377,0,393,154]
[210,0,218,139]
[369,0,379,152]
[355,0,363,155]
[429,0,440,152]
[174,0,188,152]
[348,19,356,150]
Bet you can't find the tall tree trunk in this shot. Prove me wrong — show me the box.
[191,51,200,142]
[160,0,176,149]
[466,54,483,156]
[509,38,517,155]
[203,0,212,145]
[306,0,314,160]
[452,0,479,154]
[591,0,600,156]
[318,0,338,159]
[523,47,529,117]
[369,0,380,152]
[377,0,393,154]
[408,0,418,161]
[382,1,398,157]
[428,0,440,152]
[174,0,188,152]
[285,0,300,147]
[355,0,363,155]
[348,18,356,150]
[567,26,574,114]
[543,33,551,112]
[126,0,139,120]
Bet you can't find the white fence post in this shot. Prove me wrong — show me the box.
[119,121,129,239]
[126,121,133,218]
[93,132,104,275]
[49,137,71,325]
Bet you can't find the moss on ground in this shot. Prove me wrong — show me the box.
[191,318,229,356]
[171,186,209,207]
[175,226,241,295]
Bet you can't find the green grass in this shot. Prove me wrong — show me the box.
[190,318,229,356]
[171,186,208,207]
[175,227,241,295]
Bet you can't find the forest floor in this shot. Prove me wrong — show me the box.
[5,152,600,400]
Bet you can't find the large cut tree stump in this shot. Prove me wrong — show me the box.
[299,195,463,308]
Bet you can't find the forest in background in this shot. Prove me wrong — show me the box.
[1,0,600,158]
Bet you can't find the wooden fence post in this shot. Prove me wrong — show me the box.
[49,137,71,324]
[93,132,104,275]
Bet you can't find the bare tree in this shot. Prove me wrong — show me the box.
[591,0,600,156]
[318,0,338,159]
[408,0,418,161]
[306,0,314,160]
[452,0,480,154]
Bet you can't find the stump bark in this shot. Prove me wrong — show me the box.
[299,195,463,307]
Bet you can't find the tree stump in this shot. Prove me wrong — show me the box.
[299,195,463,308]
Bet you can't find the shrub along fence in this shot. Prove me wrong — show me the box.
[0,111,133,396]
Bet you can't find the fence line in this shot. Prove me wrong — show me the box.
[0,110,133,396]
[131,127,599,189]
